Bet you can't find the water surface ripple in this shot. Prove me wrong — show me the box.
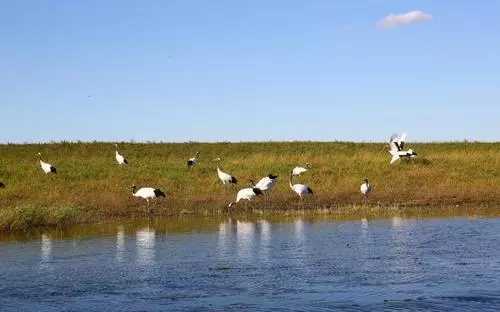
[1,217,500,311]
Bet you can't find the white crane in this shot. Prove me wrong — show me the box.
[37,153,57,174]
[131,185,166,211]
[252,174,278,192]
[187,152,200,169]
[289,170,313,198]
[115,144,128,165]
[292,163,311,176]
[389,133,417,164]
[228,183,263,207]
[360,178,372,201]
[213,158,238,185]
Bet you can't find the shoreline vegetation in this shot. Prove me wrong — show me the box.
[0,141,499,232]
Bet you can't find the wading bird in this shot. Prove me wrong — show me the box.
[389,133,417,164]
[213,158,238,185]
[360,178,372,201]
[252,174,278,192]
[37,153,57,174]
[115,144,128,165]
[187,152,200,169]
[292,163,311,176]
[228,182,263,207]
[131,185,166,211]
[289,170,313,199]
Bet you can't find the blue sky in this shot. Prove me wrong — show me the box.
[1,1,499,143]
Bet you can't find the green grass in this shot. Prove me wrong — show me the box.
[0,141,499,231]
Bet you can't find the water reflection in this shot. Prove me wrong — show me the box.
[258,220,271,261]
[217,218,236,256]
[391,216,405,228]
[294,218,305,245]
[237,220,255,260]
[259,220,271,244]
[40,234,52,270]
[116,226,126,262]
[390,217,417,277]
[216,219,272,261]
[136,227,156,266]
[3,216,500,311]
[361,218,369,240]
[361,218,369,229]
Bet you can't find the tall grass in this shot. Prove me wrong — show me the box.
[0,141,499,230]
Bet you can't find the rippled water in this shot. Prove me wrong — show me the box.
[2,216,500,311]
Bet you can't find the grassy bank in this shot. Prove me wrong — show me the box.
[0,142,499,231]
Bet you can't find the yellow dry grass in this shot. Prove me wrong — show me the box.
[0,141,498,231]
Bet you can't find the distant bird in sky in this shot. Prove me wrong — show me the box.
[289,170,313,198]
[213,158,238,185]
[115,144,128,165]
[360,178,372,201]
[228,182,263,207]
[292,163,311,176]
[187,152,200,169]
[37,152,57,174]
[389,133,417,164]
[131,185,166,210]
[252,174,278,192]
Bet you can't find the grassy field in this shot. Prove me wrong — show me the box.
[0,141,499,231]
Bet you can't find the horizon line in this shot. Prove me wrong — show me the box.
[0,139,498,145]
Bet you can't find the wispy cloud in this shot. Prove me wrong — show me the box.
[377,10,432,29]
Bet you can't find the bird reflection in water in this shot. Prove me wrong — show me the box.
[116,226,126,262]
[136,227,156,266]
[237,220,256,260]
[40,234,52,270]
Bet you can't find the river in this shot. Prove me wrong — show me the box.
[1,216,500,311]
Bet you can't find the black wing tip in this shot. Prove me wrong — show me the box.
[50,167,57,173]
[253,188,263,195]
[154,189,166,197]
[230,176,238,184]
[307,187,313,194]
[0,182,5,188]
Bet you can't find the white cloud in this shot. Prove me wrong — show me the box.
[377,10,432,29]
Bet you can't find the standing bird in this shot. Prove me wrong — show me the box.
[187,152,200,169]
[389,133,417,164]
[37,153,57,174]
[252,174,278,192]
[213,158,238,185]
[115,144,128,165]
[131,185,166,212]
[292,163,311,176]
[360,178,372,201]
[228,183,263,207]
[289,170,313,199]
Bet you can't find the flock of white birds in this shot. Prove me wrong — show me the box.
[1,133,417,211]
